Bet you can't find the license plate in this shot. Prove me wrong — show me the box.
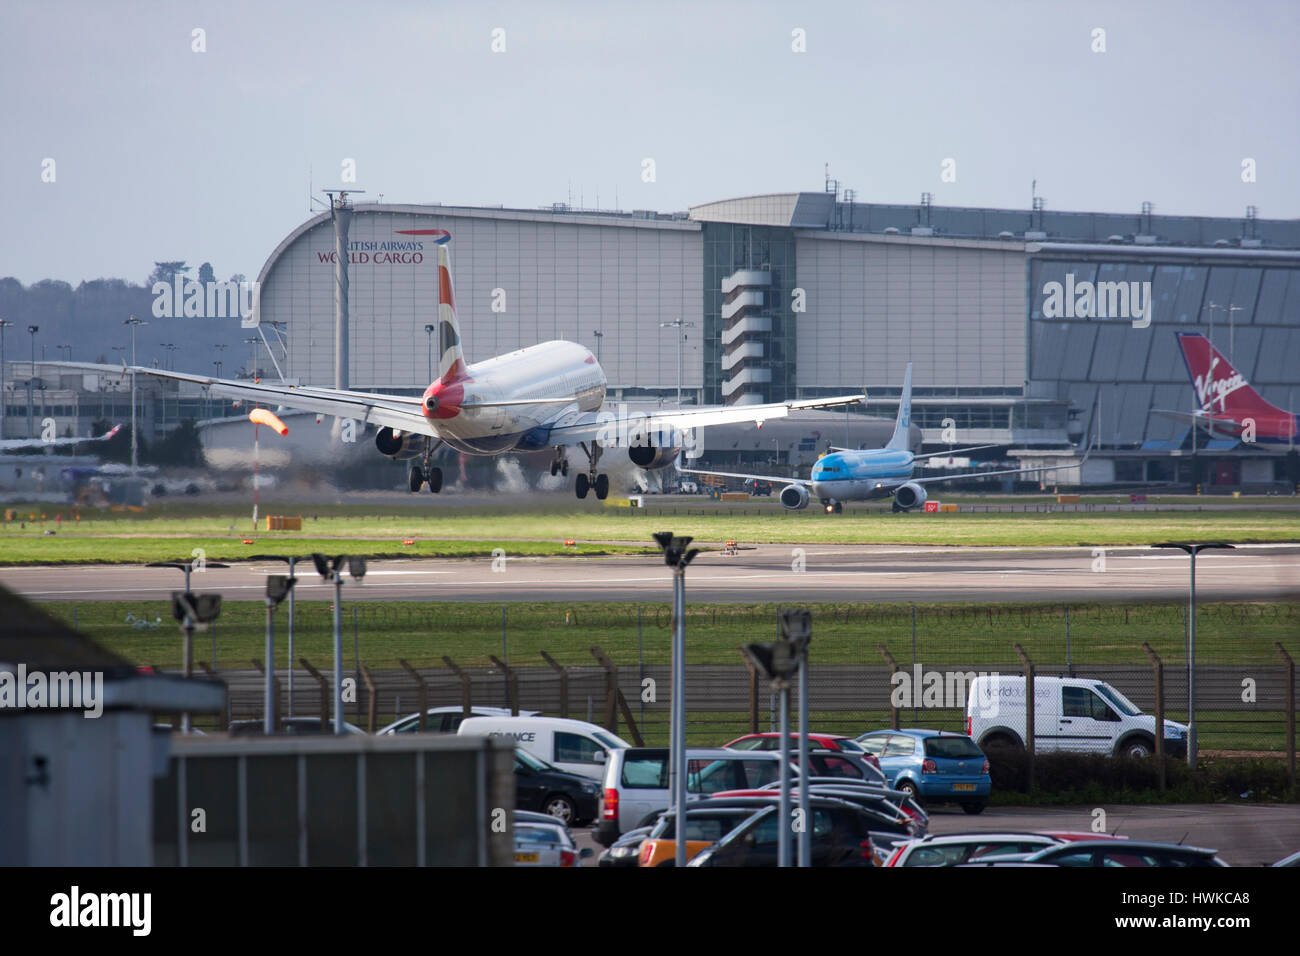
[953,783,976,792]
[514,852,539,863]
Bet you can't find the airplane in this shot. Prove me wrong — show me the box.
[1151,332,1298,445]
[51,238,865,499]
[0,424,121,452]
[683,363,1088,513]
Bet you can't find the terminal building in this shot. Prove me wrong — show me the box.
[246,187,1299,488]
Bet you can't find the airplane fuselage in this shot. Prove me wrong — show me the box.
[421,340,606,454]
[808,448,915,500]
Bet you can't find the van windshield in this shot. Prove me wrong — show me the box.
[593,731,629,750]
[1094,684,1141,717]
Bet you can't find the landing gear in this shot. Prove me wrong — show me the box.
[575,441,609,500]
[822,499,843,514]
[550,449,570,477]
[409,438,444,494]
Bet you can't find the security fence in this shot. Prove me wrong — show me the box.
[85,600,1298,757]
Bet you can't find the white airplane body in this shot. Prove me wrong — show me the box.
[0,424,121,452]
[53,238,863,498]
[685,364,1088,513]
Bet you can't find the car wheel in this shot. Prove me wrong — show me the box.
[896,779,919,800]
[982,734,1021,753]
[1119,736,1154,759]
[543,794,576,824]
[961,801,986,815]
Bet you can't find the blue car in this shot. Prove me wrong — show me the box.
[855,729,990,815]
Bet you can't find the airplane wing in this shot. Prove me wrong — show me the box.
[0,424,122,451]
[545,394,866,445]
[679,465,806,485]
[50,363,435,436]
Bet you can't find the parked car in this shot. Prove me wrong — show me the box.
[597,826,654,868]
[965,674,1188,758]
[228,717,364,735]
[757,778,930,829]
[597,748,786,845]
[723,732,883,771]
[637,798,786,867]
[457,716,632,782]
[886,832,1063,867]
[512,812,594,867]
[686,797,881,867]
[855,729,991,813]
[378,705,540,735]
[970,840,1229,868]
[513,749,601,826]
[597,747,881,846]
[1272,849,1300,867]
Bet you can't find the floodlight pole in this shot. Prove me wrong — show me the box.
[797,650,810,868]
[1152,542,1234,768]
[286,556,297,717]
[654,531,697,868]
[264,596,276,734]
[778,678,791,868]
[333,571,344,734]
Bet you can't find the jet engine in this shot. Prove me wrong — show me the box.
[375,426,424,460]
[779,484,811,510]
[894,481,928,511]
[628,443,682,470]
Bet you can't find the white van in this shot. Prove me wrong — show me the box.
[456,716,633,781]
[965,675,1188,759]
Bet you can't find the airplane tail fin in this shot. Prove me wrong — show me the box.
[435,240,467,382]
[1176,332,1285,419]
[885,363,914,451]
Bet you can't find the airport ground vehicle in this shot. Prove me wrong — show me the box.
[722,732,883,771]
[964,675,1189,758]
[512,812,594,867]
[513,750,601,826]
[686,797,882,867]
[677,479,699,494]
[377,705,540,735]
[971,840,1228,867]
[885,832,1063,867]
[457,716,631,781]
[744,478,773,496]
[855,729,991,812]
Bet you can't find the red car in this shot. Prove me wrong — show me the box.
[723,733,883,772]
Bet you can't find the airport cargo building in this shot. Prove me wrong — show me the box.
[250,191,1300,488]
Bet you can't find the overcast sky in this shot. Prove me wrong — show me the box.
[3,0,1297,285]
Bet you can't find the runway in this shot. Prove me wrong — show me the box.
[7,542,1299,604]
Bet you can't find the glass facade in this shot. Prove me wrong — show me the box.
[702,223,797,404]
[1029,256,1300,446]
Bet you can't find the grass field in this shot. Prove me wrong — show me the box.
[2,499,1298,564]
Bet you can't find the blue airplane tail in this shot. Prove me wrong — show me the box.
[885,363,914,451]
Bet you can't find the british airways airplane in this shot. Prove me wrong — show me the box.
[684,364,1085,514]
[54,237,864,499]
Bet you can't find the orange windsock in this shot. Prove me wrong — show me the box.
[249,408,289,435]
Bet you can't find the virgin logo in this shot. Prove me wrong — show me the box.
[1194,356,1244,411]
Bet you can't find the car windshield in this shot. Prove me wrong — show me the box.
[1093,684,1142,717]
[923,736,984,759]
[592,731,627,750]
[834,739,866,753]
[515,750,554,772]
